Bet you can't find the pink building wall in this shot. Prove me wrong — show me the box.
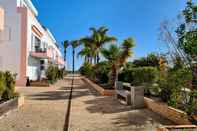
[0,7,4,31]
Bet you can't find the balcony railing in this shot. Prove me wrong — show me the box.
[30,47,51,59]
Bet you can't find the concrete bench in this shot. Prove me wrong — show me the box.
[115,81,131,105]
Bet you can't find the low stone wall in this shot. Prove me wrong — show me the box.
[157,125,197,131]
[0,95,25,117]
[144,97,191,125]
[17,95,25,108]
[82,77,115,96]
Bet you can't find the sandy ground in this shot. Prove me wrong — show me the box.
[0,76,174,131]
[69,77,174,131]
[0,79,70,131]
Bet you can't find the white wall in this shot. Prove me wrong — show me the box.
[0,0,21,80]
[26,8,44,81]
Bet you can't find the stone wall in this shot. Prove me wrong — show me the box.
[82,77,115,96]
[144,97,191,125]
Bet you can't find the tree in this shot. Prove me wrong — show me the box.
[80,37,96,64]
[63,40,69,65]
[77,47,92,63]
[91,26,117,63]
[80,26,117,64]
[101,37,135,87]
[159,0,197,88]
[132,53,160,68]
[176,0,197,88]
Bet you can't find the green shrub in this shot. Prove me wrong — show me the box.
[93,61,110,83]
[1,71,16,101]
[158,68,192,107]
[46,65,63,84]
[0,71,6,100]
[132,53,160,68]
[185,91,197,116]
[131,67,158,85]
[0,71,16,101]
[79,62,94,77]
[119,67,158,85]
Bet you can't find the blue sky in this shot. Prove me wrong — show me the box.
[32,0,196,70]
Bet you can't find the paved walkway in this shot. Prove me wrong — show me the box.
[0,76,174,131]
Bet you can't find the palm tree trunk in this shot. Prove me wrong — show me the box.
[84,56,87,63]
[114,68,119,89]
[108,64,117,88]
[72,48,75,74]
[97,53,100,63]
[94,57,97,64]
[64,50,66,69]
[64,50,66,62]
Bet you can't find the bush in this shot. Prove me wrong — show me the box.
[0,71,16,101]
[0,71,6,100]
[1,71,16,101]
[132,53,160,68]
[132,67,158,85]
[185,91,197,116]
[119,67,158,86]
[158,68,192,107]
[79,62,94,77]
[46,65,63,84]
[93,61,110,83]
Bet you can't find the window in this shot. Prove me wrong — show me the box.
[40,60,45,65]
[31,34,41,52]
[42,42,48,52]
[40,60,45,70]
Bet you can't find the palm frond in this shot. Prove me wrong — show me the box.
[102,36,117,44]
[122,37,135,49]
[98,26,109,35]
[63,40,69,48]
[71,40,79,48]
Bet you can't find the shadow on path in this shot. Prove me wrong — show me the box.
[111,109,175,128]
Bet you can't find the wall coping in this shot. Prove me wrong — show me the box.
[82,77,115,96]
[144,97,187,115]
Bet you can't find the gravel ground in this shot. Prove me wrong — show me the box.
[0,76,174,131]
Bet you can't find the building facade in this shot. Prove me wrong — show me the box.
[0,0,65,86]
[0,7,4,31]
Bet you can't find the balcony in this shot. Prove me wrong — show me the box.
[30,47,53,59]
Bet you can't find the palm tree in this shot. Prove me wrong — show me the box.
[101,37,135,88]
[80,26,117,64]
[63,40,69,62]
[71,40,79,73]
[77,47,91,63]
[89,26,117,63]
[80,37,96,64]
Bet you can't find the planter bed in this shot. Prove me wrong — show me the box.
[157,125,197,131]
[82,77,115,96]
[30,80,49,87]
[0,95,25,117]
[144,97,195,125]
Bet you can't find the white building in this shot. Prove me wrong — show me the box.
[0,0,65,86]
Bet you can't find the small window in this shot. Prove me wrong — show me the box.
[40,60,44,65]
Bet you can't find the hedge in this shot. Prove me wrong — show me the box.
[119,66,158,86]
[46,65,64,84]
[0,71,17,101]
